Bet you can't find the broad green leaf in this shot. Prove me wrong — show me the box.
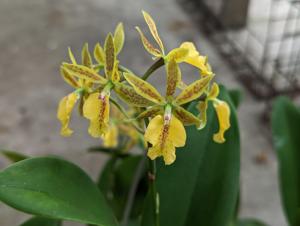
[272,97,300,226]
[0,157,118,226]
[228,89,243,109]
[236,218,269,226]
[0,150,28,163]
[98,155,147,221]
[142,85,240,226]
[88,146,128,158]
[98,156,118,196]
[20,216,61,226]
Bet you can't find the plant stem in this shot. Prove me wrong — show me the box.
[118,65,134,74]
[140,58,164,226]
[142,58,165,81]
[110,97,145,134]
[144,118,160,226]
[120,57,164,226]
[121,154,147,226]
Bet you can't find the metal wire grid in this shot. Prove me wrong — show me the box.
[178,0,300,100]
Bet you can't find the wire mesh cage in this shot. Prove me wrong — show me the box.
[179,0,300,100]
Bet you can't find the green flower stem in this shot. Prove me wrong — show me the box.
[140,58,165,226]
[121,154,147,226]
[118,65,134,74]
[120,58,164,226]
[144,118,160,226]
[109,97,144,134]
[142,57,165,81]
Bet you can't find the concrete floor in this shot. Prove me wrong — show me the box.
[0,0,287,225]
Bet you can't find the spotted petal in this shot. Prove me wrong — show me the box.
[136,105,163,120]
[213,100,231,143]
[197,100,208,130]
[114,82,154,107]
[173,106,200,126]
[83,92,110,137]
[111,61,120,82]
[114,22,125,55]
[166,59,181,97]
[94,43,105,65]
[144,115,186,165]
[124,72,164,104]
[60,67,79,89]
[175,75,213,105]
[62,63,107,84]
[135,27,161,57]
[57,92,79,136]
[142,11,164,53]
[104,33,116,79]
[81,43,93,68]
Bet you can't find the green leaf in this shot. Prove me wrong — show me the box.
[142,85,240,226]
[236,218,269,226]
[0,157,118,226]
[0,150,28,163]
[98,156,118,197]
[272,97,300,226]
[20,216,61,226]
[228,89,243,109]
[88,146,129,158]
[98,155,147,221]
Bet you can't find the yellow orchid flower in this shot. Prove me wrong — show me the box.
[62,34,119,138]
[57,91,80,136]
[136,11,212,77]
[179,42,213,77]
[197,83,231,143]
[61,32,152,139]
[124,59,213,164]
[57,45,96,136]
[102,123,118,148]
[145,113,186,165]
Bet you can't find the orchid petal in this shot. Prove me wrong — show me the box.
[114,22,125,55]
[83,92,110,137]
[94,43,105,65]
[213,100,231,143]
[57,92,79,137]
[104,33,116,79]
[124,72,164,104]
[114,82,154,107]
[135,27,161,57]
[175,75,213,105]
[142,11,164,53]
[166,59,181,97]
[62,63,107,84]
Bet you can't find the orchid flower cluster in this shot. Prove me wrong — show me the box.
[57,11,231,165]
